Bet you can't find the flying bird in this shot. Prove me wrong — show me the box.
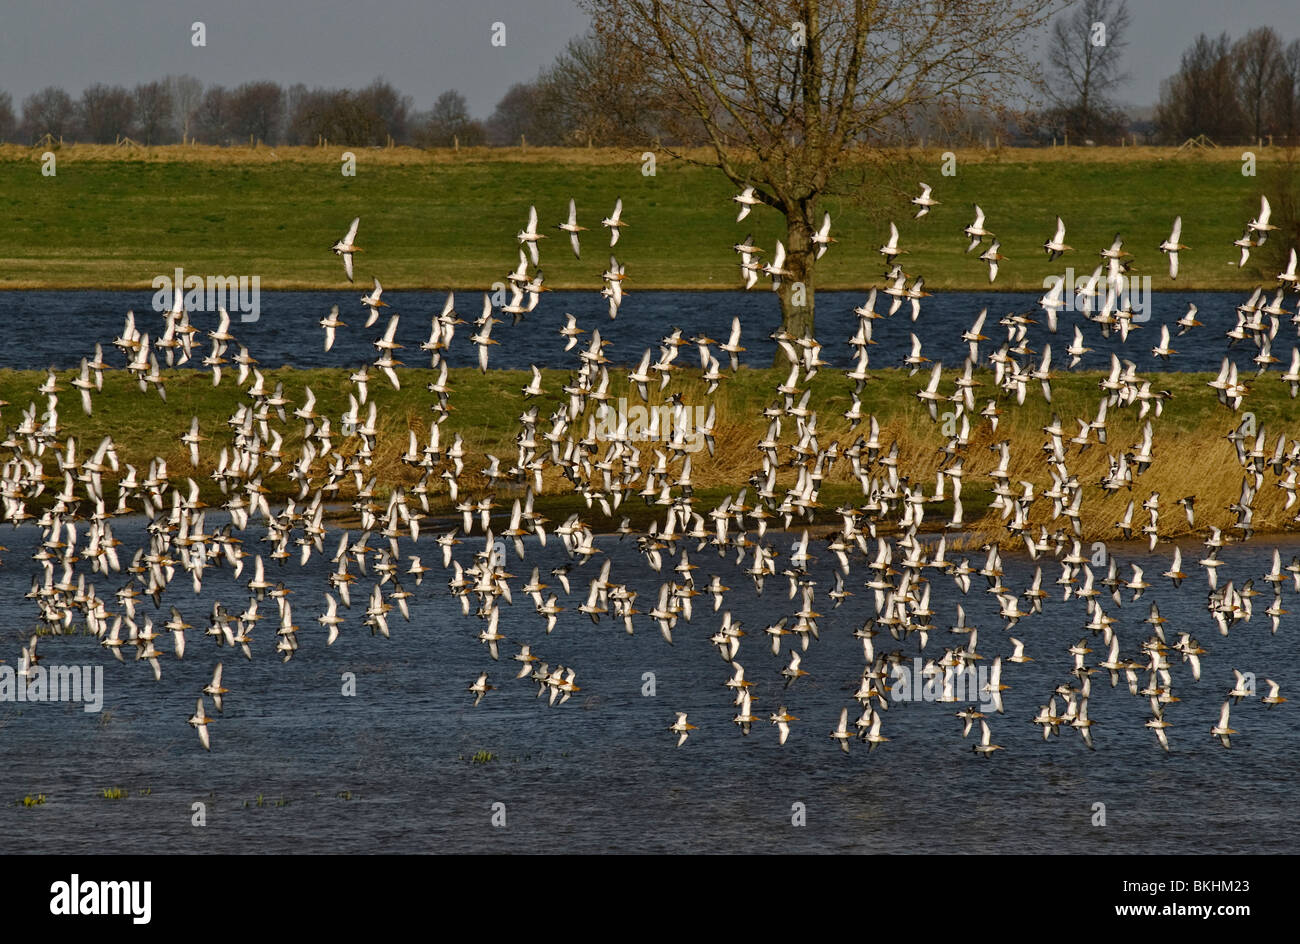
[330,217,361,281]
[911,182,939,219]
[1158,216,1187,279]
[601,197,627,247]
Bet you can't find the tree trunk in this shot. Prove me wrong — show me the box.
[776,206,816,359]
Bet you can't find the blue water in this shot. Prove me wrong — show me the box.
[0,289,1283,373]
[2,516,1297,854]
[0,288,1297,854]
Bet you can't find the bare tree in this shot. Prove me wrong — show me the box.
[581,0,1058,337]
[134,81,176,144]
[418,90,485,146]
[227,81,285,144]
[0,92,15,142]
[192,85,230,143]
[166,75,204,143]
[1276,39,1300,143]
[1044,0,1130,142]
[355,78,413,143]
[285,85,327,144]
[285,87,391,146]
[1156,33,1246,143]
[487,82,563,146]
[1234,27,1284,143]
[79,84,135,143]
[22,86,79,141]
[541,31,662,145]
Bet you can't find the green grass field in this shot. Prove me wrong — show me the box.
[0,145,1293,292]
[2,361,1292,541]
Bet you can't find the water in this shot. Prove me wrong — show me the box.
[2,515,1296,853]
[1,288,1297,854]
[0,289,1286,373]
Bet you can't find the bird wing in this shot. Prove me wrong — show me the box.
[926,361,942,392]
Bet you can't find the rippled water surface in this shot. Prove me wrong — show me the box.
[1,289,1297,854]
[0,289,1279,373]
[3,518,1296,854]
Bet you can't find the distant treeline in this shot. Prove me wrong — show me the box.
[0,26,1297,149]
[1151,28,1300,145]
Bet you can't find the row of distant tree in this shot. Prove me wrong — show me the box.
[1,21,1298,149]
[0,30,631,148]
[1033,0,1300,145]
[0,77,484,147]
[1154,28,1300,145]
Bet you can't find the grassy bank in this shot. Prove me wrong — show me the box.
[0,144,1292,292]
[2,363,1296,545]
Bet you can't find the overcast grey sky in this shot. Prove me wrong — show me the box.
[0,0,590,118]
[0,0,1295,118]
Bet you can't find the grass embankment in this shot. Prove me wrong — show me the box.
[0,144,1292,292]
[1,363,1295,544]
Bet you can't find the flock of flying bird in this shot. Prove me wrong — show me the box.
[9,181,1299,761]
